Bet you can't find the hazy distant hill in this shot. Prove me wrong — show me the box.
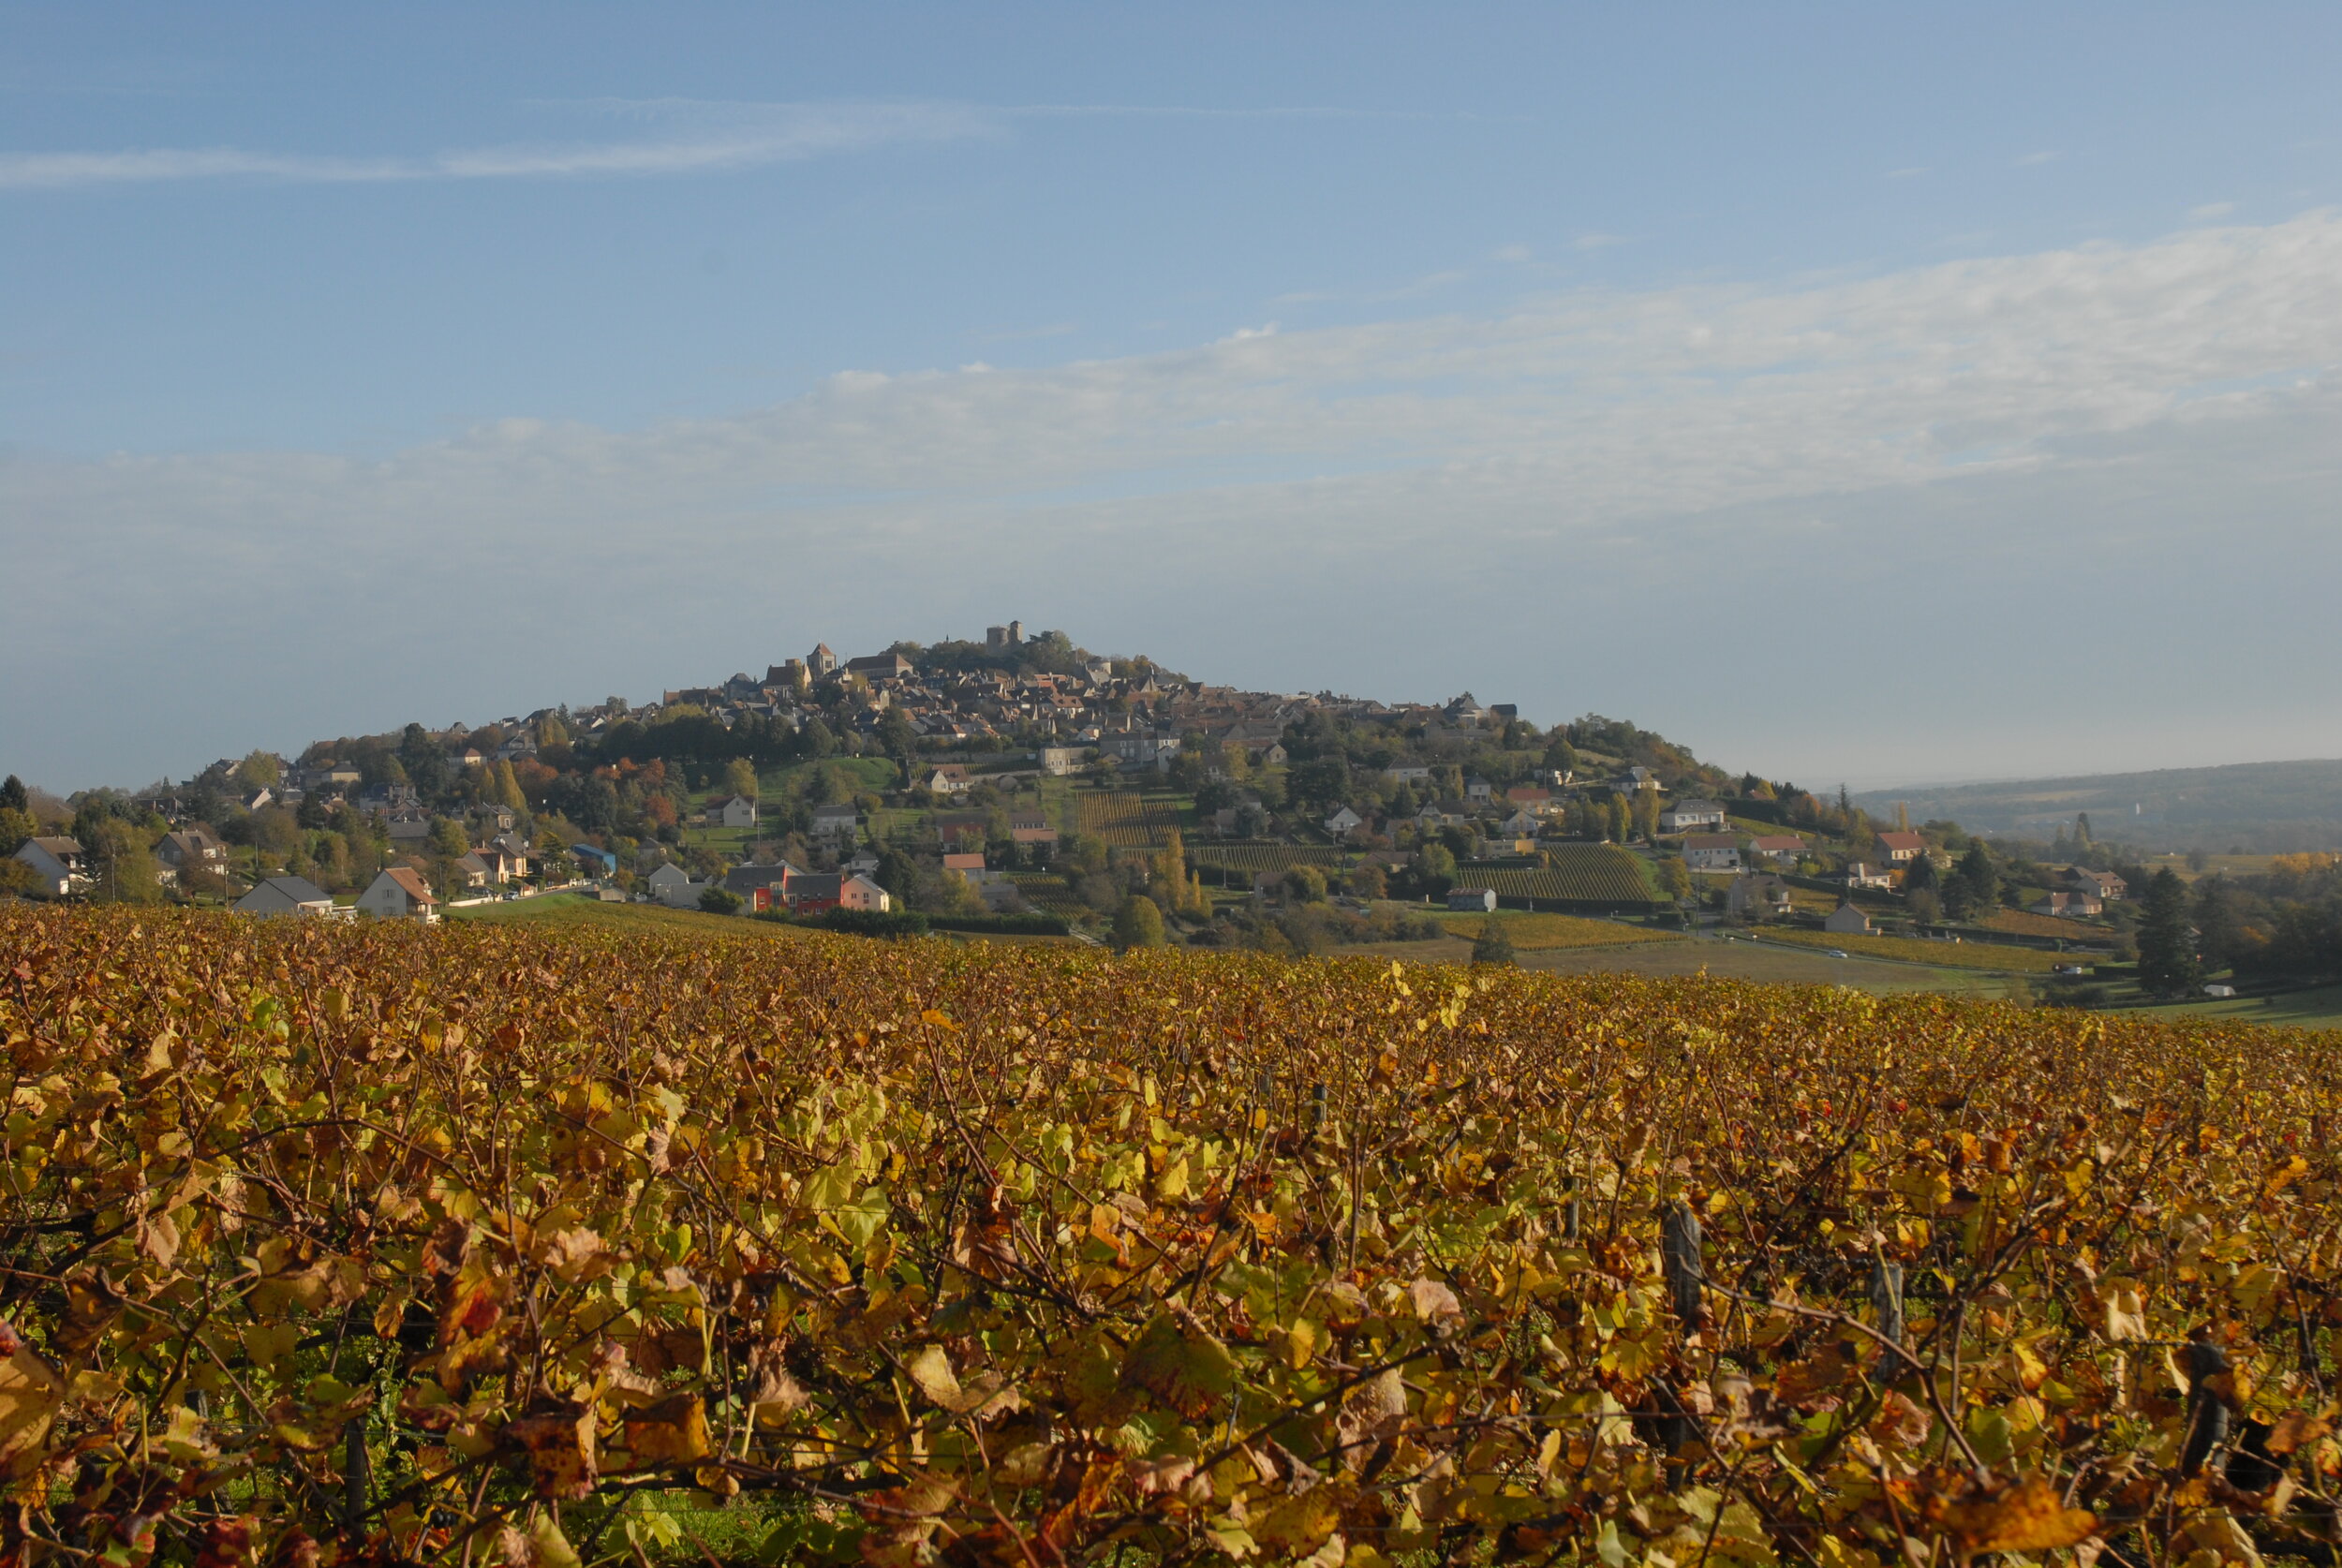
[1856,759,2342,852]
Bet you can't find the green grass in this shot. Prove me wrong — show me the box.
[2155,983,2342,1030]
[1759,927,2067,972]
[1421,908,1683,950]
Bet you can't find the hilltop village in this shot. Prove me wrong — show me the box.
[7,624,2321,1005]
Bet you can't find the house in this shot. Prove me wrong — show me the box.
[241,788,274,812]
[1008,812,1057,848]
[1823,901,1874,936]
[2203,984,2238,998]
[1102,732,1181,769]
[385,810,433,844]
[356,866,439,922]
[472,843,530,882]
[1726,874,1794,921]
[1416,800,1475,829]
[156,827,230,884]
[232,876,339,918]
[1660,800,1726,834]
[1836,862,1893,891]
[843,850,882,877]
[942,851,989,880]
[1448,887,1498,913]
[705,795,759,829]
[571,844,618,878]
[810,804,860,840]
[1039,747,1089,777]
[844,653,912,681]
[720,862,804,914]
[806,643,838,679]
[1383,764,1432,785]
[783,872,890,916]
[922,765,973,795]
[1499,807,1542,837]
[1324,806,1364,836]
[645,863,705,909]
[2027,891,2104,918]
[472,804,518,835]
[452,851,494,889]
[11,837,88,896]
[1463,777,1494,803]
[1748,835,1804,866]
[1682,833,1742,872]
[1504,786,1554,812]
[2069,868,2128,902]
[1875,831,1928,864]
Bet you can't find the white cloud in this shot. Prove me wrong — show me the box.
[9,213,2342,785]
[1491,244,1532,262]
[0,101,1004,189]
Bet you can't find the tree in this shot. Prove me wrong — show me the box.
[1,776,30,813]
[231,751,282,791]
[494,762,529,816]
[1654,856,1693,900]
[799,718,837,761]
[2191,875,2243,972]
[2074,812,2094,847]
[2136,867,2200,995]
[1903,851,1940,895]
[1944,844,1999,921]
[426,817,469,861]
[1112,895,1165,950]
[0,806,33,858]
[1631,791,1659,842]
[699,885,745,916]
[1283,865,1327,904]
[1608,796,1631,844]
[398,724,451,800]
[1470,917,1516,967]
[725,758,760,801]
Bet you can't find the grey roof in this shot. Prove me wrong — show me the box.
[238,876,333,909]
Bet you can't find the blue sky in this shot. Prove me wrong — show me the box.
[7,4,2342,791]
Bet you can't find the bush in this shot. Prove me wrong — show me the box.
[698,885,744,915]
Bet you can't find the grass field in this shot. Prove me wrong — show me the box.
[1423,908,1683,949]
[1980,908,2120,942]
[2156,982,2342,1029]
[1760,926,2068,972]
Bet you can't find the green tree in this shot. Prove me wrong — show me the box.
[0,806,33,857]
[1631,791,1659,842]
[494,761,530,815]
[699,885,744,915]
[231,750,283,791]
[1608,796,1631,844]
[2191,875,2242,971]
[1283,865,1327,904]
[0,776,26,813]
[2137,867,2201,996]
[725,758,760,801]
[87,819,165,905]
[1112,895,1166,950]
[1470,916,1516,967]
[1945,844,1999,921]
[799,717,837,761]
[426,817,469,861]
[1654,856,1693,900]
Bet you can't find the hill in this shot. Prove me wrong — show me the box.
[1859,756,2342,851]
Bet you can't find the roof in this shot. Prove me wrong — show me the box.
[720,863,800,894]
[1668,800,1724,814]
[942,852,987,871]
[1682,834,1740,850]
[810,803,857,818]
[24,836,83,857]
[1875,832,1927,852]
[381,866,437,905]
[244,876,332,906]
[789,873,845,898]
[1749,836,1804,851]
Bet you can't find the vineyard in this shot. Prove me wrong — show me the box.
[4,905,2340,1567]
[1456,845,1663,908]
[1762,927,2072,973]
[1186,846,1350,874]
[1006,873,1087,917]
[1981,910,2121,944]
[1075,791,1184,850]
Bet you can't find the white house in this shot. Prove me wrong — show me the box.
[1823,901,1874,936]
[156,827,230,885]
[706,795,759,829]
[1447,887,1498,912]
[1747,835,1804,866]
[1660,800,1727,834]
[645,863,705,909]
[233,876,338,918]
[1682,833,1742,872]
[356,866,439,922]
[12,837,90,896]
[1323,806,1364,836]
[1499,807,1542,837]
[810,804,859,840]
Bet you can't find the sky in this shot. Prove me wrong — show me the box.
[7,3,2342,793]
